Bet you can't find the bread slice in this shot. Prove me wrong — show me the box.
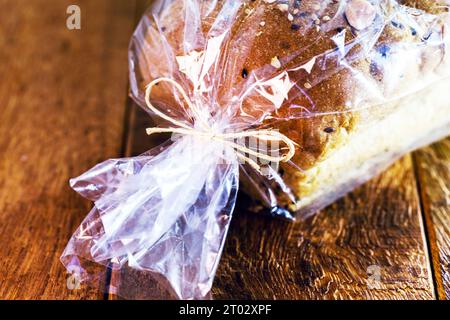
[129,0,450,216]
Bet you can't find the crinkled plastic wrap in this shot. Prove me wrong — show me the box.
[62,0,450,299]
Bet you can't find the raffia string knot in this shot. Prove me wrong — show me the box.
[144,77,297,173]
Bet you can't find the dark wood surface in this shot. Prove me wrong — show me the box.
[215,156,434,299]
[414,139,450,300]
[0,0,136,299]
[0,0,448,300]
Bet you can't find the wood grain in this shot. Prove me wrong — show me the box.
[414,138,450,300]
[212,156,435,300]
[0,0,136,299]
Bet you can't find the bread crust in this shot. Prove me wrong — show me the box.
[132,0,450,213]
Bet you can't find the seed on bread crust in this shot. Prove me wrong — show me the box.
[345,0,376,30]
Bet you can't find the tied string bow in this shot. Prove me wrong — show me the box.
[144,77,297,173]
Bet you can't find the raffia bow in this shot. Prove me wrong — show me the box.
[144,77,297,173]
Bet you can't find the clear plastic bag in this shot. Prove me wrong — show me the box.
[62,0,450,299]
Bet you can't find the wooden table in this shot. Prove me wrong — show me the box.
[0,0,449,300]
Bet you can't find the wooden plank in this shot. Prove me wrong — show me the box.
[413,138,450,300]
[212,155,435,299]
[0,0,137,299]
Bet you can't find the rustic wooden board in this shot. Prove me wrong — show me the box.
[214,155,435,299]
[414,138,450,300]
[0,0,136,299]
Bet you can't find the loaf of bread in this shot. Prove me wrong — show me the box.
[60,0,450,301]
[129,0,450,217]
